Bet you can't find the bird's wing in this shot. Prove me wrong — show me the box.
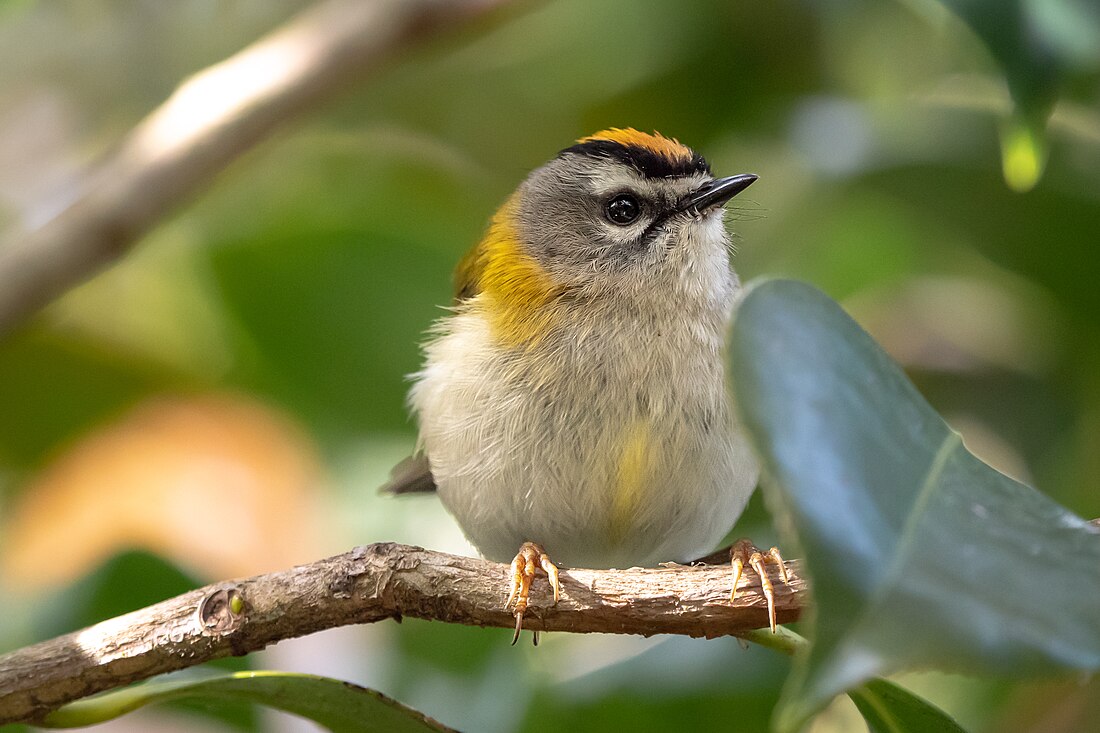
[379,453,437,495]
[453,192,523,303]
[385,206,501,496]
[381,244,477,498]
[382,239,479,497]
[453,237,487,303]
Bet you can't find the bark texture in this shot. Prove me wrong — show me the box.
[0,542,804,724]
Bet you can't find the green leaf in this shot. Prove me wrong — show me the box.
[848,679,968,733]
[935,0,1100,190]
[938,0,1062,121]
[39,671,454,733]
[34,550,201,640]
[728,279,1100,731]
[523,634,789,733]
[998,113,1047,193]
[744,628,969,732]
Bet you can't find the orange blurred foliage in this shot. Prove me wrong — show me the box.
[1,393,324,590]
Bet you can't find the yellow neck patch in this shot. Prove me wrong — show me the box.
[579,128,696,166]
[455,195,562,347]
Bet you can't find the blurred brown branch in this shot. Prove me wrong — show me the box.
[0,542,805,725]
[0,0,517,337]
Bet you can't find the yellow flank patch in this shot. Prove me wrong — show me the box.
[580,127,695,164]
[609,420,653,544]
[455,195,563,346]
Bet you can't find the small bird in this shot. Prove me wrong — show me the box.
[384,128,787,641]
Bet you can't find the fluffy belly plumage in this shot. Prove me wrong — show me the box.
[411,310,760,569]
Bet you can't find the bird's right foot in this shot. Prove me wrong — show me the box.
[505,541,560,645]
[729,538,790,633]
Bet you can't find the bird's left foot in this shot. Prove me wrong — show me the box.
[730,538,790,633]
[505,541,560,645]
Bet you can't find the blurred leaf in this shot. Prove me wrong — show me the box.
[526,689,776,733]
[745,627,968,732]
[29,550,253,685]
[0,0,34,20]
[393,617,503,677]
[209,229,452,437]
[33,550,200,638]
[40,671,455,733]
[861,165,1100,327]
[937,0,1060,116]
[1,394,322,589]
[0,331,160,470]
[848,678,968,733]
[727,279,1100,730]
[935,0,1100,189]
[998,114,1046,192]
[523,635,788,733]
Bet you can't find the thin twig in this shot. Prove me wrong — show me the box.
[0,0,517,337]
[0,542,805,725]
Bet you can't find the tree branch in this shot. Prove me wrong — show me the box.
[0,542,805,725]
[0,0,519,337]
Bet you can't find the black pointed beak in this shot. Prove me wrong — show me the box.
[679,173,758,214]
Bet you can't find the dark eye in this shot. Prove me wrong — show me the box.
[605,194,641,225]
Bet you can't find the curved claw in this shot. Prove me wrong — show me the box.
[505,542,561,646]
[730,539,791,633]
[511,611,524,646]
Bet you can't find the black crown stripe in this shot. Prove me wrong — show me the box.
[559,139,711,179]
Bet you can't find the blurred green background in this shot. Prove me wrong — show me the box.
[0,0,1098,731]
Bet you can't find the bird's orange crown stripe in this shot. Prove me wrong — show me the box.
[578,128,695,165]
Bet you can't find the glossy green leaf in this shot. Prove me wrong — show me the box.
[728,279,1100,731]
[848,679,967,733]
[39,671,454,733]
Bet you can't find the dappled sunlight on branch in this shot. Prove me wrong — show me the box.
[0,0,516,336]
[133,32,318,158]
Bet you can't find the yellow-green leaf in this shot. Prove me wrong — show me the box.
[39,671,454,733]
